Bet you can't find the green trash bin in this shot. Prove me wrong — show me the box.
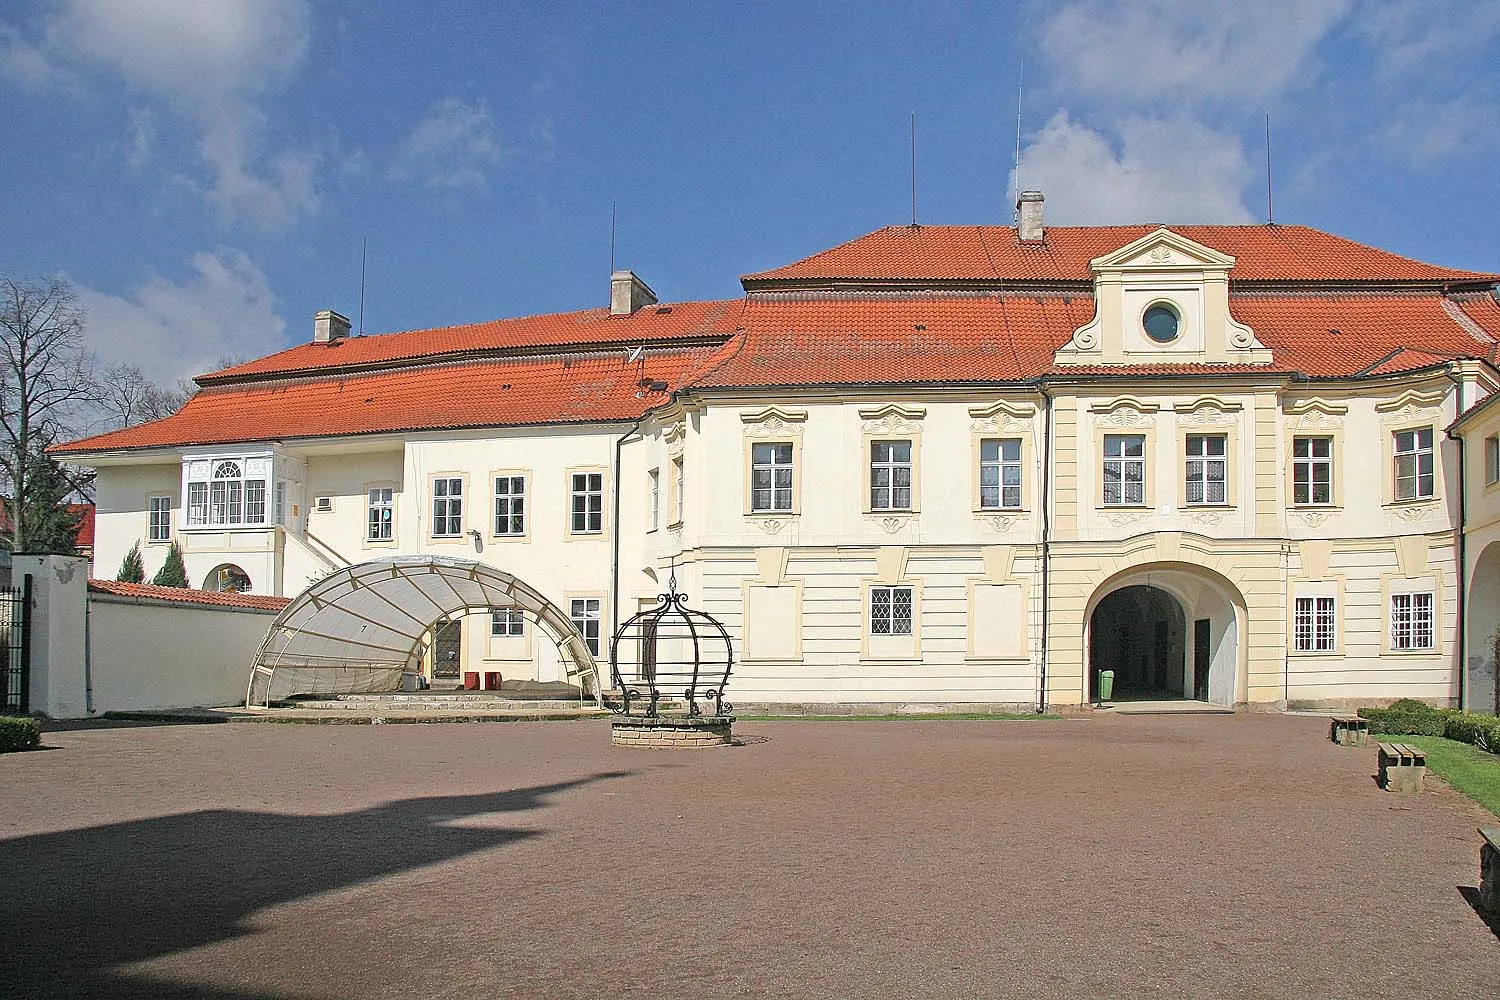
[1097,670,1115,704]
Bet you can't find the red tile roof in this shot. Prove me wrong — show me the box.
[743,225,1500,286]
[88,579,290,611]
[70,503,94,547]
[690,292,1498,389]
[204,299,744,382]
[55,348,715,454]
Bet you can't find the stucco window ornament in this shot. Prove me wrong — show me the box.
[609,565,733,719]
[1295,509,1333,528]
[755,517,786,535]
[862,513,913,534]
[1092,399,1157,428]
[1105,508,1151,528]
[981,513,1019,532]
[1394,503,1438,523]
[1188,509,1225,527]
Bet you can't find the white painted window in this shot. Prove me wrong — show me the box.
[870,440,912,510]
[751,442,794,512]
[570,598,602,656]
[672,457,685,523]
[870,585,913,636]
[494,476,525,536]
[1293,596,1336,652]
[1102,435,1145,506]
[648,468,660,529]
[1292,437,1333,505]
[1486,435,1500,486]
[367,487,394,540]
[979,438,1022,509]
[275,481,286,526]
[185,457,270,527]
[432,477,463,537]
[1185,434,1227,505]
[491,608,524,636]
[571,472,604,534]
[1393,427,1434,500]
[1389,592,1435,650]
[147,495,171,542]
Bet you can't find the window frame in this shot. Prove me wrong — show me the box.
[1291,435,1335,507]
[365,484,396,544]
[977,437,1023,511]
[490,608,525,637]
[1388,590,1436,652]
[1292,595,1337,653]
[868,439,915,512]
[429,473,466,539]
[491,471,527,539]
[749,441,796,514]
[1485,435,1500,487]
[1391,425,1436,502]
[568,596,604,657]
[567,468,607,536]
[147,494,173,543]
[648,467,660,531]
[1101,433,1147,507]
[182,454,272,529]
[669,456,685,527]
[869,584,915,636]
[1183,433,1228,506]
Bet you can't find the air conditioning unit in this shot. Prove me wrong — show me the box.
[313,497,334,513]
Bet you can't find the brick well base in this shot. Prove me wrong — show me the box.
[611,715,734,748]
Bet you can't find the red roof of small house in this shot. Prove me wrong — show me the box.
[70,504,94,547]
[88,579,291,611]
[53,347,718,454]
[203,299,745,382]
[743,225,1500,286]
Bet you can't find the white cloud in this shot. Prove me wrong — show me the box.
[75,248,287,384]
[392,97,503,190]
[125,106,154,171]
[1012,112,1256,225]
[1039,0,1353,107]
[1356,0,1500,77]
[42,0,316,230]
[0,21,73,90]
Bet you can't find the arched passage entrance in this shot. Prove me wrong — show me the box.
[245,556,601,707]
[1466,541,1500,715]
[1085,562,1245,707]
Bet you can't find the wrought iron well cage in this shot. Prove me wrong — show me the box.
[609,576,733,718]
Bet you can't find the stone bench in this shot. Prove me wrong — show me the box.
[1377,742,1426,792]
[1481,828,1499,916]
[1329,715,1369,747]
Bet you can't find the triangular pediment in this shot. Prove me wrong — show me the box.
[1089,227,1236,273]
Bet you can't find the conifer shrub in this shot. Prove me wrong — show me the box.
[116,541,145,583]
[151,540,189,587]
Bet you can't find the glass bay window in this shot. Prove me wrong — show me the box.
[184,455,273,528]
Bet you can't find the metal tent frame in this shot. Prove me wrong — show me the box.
[245,556,601,707]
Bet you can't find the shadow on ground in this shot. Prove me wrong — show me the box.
[0,771,627,999]
[1457,886,1500,941]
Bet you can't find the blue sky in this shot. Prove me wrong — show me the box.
[2,1,1498,384]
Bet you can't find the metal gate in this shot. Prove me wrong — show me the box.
[0,576,32,715]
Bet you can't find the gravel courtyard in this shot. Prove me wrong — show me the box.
[1,713,1496,999]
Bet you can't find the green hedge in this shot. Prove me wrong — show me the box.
[0,715,41,753]
[1357,700,1500,753]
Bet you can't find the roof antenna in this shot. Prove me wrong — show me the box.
[610,199,617,274]
[1264,114,1274,225]
[1013,57,1025,221]
[910,111,918,227]
[358,235,368,336]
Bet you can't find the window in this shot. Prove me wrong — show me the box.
[367,487,393,541]
[751,442,794,512]
[185,457,270,527]
[1102,435,1146,506]
[275,481,286,526]
[570,598,601,656]
[431,477,463,537]
[571,472,604,533]
[1486,436,1500,486]
[870,440,912,510]
[671,457,685,524]
[491,608,525,637]
[494,476,525,536]
[979,439,1022,509]
[1185,434,1227,505]
[1293,596,1336,652]
[870,586,913,636]
[1390,592,1435,650]
[147,495,171,542]
[1393,427,1434,500]
[1292,437,1333,505]
[648,468,660,529]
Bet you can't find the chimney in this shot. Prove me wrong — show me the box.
[1017,190,1045,243]
[610,270,657,316]
[313,309,351,343]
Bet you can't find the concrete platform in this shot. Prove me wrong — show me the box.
[1103,699,1235,715]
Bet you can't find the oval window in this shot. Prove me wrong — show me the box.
[1143,303,1180,343]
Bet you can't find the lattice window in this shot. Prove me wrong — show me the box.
[1103,435,1145,506]
[1293,596,1336,652]
[1390,592,1434,650]
[1185,434,1227,505]
[870,585,913,636]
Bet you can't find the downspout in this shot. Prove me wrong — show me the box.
[1037,383,1054,714]
[1444,364,1467,711]
[611,413,649,659]
[84,592,94,714]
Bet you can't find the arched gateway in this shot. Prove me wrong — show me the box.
[245,556,601,707]
[1084,562,1245,707]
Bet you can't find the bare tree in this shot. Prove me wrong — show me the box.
[0,274,100,551]
[99,362,192,429]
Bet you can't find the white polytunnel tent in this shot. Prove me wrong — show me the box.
[245,556,602,707]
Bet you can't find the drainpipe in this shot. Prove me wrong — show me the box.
[1037,383,1054,714]
[84,593,94,714]
[610,413,649,657]
[1444,364,1468,711]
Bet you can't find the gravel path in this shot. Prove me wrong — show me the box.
[1,713,1495,999]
